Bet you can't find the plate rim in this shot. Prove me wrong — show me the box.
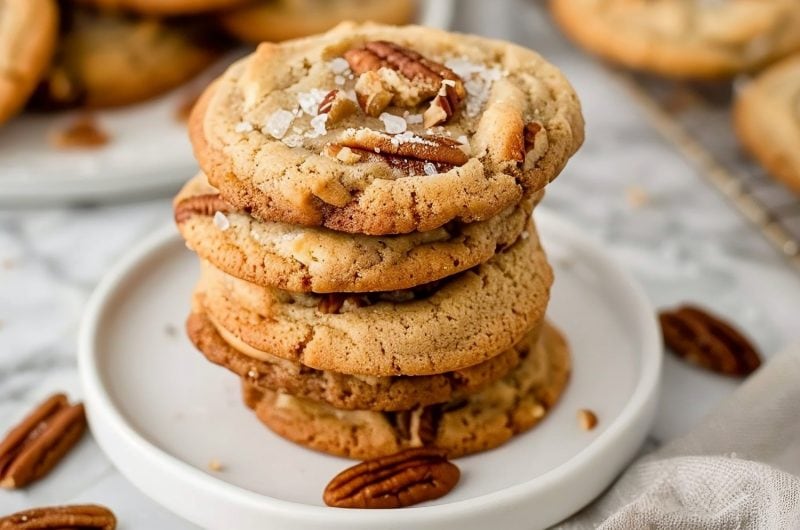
[78,208,661,526]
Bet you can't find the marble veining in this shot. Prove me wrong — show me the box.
[1,1,800,527]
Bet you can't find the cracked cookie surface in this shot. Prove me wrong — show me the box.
[735,54,800,196]
[190,22,583,235]
[187,309,539,411]
[0,0,57,124]
[551,0,800,79]
[175,172,538,292]
[195,226,552,376]
[242,321,570,459]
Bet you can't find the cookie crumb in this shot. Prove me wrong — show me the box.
[208,459,224,472]
[625,186,650,209]
[1,258,14,269]
[164,323,177,337]
[50,115,110,149]
[578,409,598,431]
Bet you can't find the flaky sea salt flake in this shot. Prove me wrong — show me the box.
[329,57,350,74]
[264,109,294,139]
[423,162,437,176]
[213,211,230,231]
[234,120,253,133]
[380,112,407,134]
[297,89,330,116]
[282,134,304,147]
[307,113,329,138]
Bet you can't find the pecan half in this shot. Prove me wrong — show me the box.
[344,41,465,124]
[0,504,116,529]
[323,448,460,508]
[327,128,468,176]
[174,193,234,223]
[659,305,762,377]
[0,394,86,489]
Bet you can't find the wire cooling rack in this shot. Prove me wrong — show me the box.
[613,71,800,271]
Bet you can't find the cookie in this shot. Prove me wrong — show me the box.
[0,0,58,124]
[242,321,570,459]
[190,22,584,235]
[196,226,552,376]
[734,54,800,196]
[550,0,800,79]
[220,0,416,44]
[76,0,252,16]
[34,7,222,109]
[187,309,540,411]
[175,172,539,293]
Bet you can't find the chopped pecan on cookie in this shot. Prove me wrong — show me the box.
[659,305,762,377]
[344,40,465,125]
[174,193,234,223]
[0,394,86,489]
[324,128,468,176]
[323,448,460,508]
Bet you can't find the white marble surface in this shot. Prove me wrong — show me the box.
[2,1,800,527]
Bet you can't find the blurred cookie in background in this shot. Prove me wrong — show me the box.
[220,0,416,43]
[734,54,800,196]
[0,0,58,124]
[75,0,253,16]
[550,0,800,79]
[32,5,228,109]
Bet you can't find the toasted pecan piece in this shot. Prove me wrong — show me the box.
[0,394,86,489]
[323,447,460,508]
[0,504,116,529]
[174,193,234,223]
[659,304,762,377]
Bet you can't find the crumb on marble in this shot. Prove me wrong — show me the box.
[578,409,598,431]
[164,323,178,337]
[50,115,110,149]
[208,459,224,472]
[625,186,650,209]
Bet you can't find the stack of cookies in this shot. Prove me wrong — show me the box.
[176,23,584,459]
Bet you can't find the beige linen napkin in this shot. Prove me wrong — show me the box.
[559,345,800,529]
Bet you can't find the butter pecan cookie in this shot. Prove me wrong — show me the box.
[190,23,583,235]
[175,172,538,292]
[550,0,800,79]
[195,227,552,376]
[242,321,571,459]
[0,0,58,124]
[34,7,222,109]
[221,0,416,44]
[734,54,800,195]
[76,0,252,15]
[187,309,539,411]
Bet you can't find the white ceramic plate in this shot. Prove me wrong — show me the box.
[0,0,453,206]
[79,209,661,530]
